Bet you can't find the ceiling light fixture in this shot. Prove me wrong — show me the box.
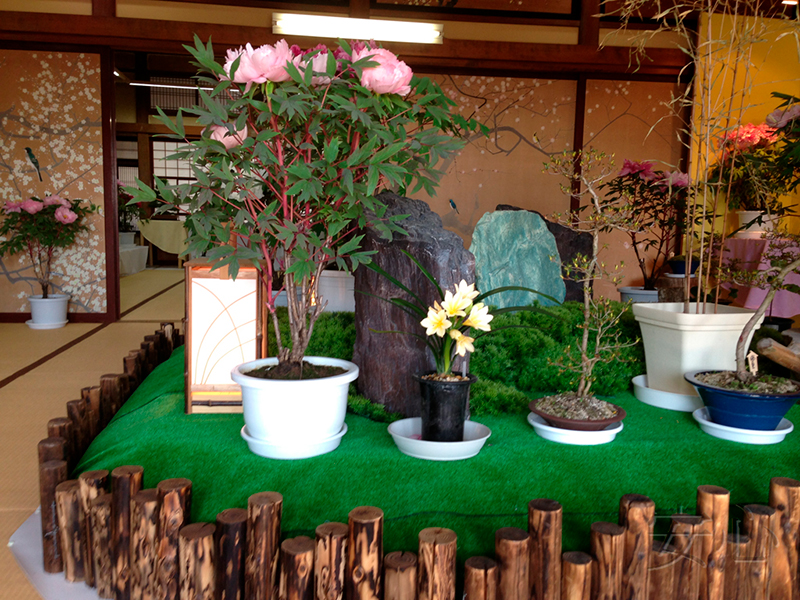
[272,13,443,45]
[782,0,798,5]
[129,81,214,91]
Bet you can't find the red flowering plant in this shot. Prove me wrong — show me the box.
[117,184,148,232]
[600,159,691,290]
[0,195,97,297]
[128,36,482,373]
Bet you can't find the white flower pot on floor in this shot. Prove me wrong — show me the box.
[27,294,69,329]
[231,356,359,459]
[632,302,760,398]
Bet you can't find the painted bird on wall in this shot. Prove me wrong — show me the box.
[449,199,459,214]
[25,147,43,182]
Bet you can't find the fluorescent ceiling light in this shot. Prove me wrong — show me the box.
[782,0,797,5]
[273,13,443,45]
[130,81,214,91]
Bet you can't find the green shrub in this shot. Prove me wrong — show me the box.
[469,379,531,416]
[267,308,356,361]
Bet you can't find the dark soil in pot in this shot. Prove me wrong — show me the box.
[245,361,346,380]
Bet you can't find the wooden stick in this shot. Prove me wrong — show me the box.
[649,541,677,600]
[347,506,384,600]
[216,507,248,600]
[158,478,193,600]
[385,551,418,600]
[464,556,497,600]
[495,527,529,600]
[724,533,751,600]
[618,493,654,600]
[100,374,125,425]
[124,351,142,392]
[161,322,176,355]
[55,479,85,582]
[91,493,115,599]
[180,522,216,600]
[38,436,66,464]
[280,536,315,600]
[669,514,706,600]
[66,399,89,458]
[528,498,562,600]
[82,385,102,440]
[769,477,800,600]
[589,522,624,600]
[696,485,729,600]
[743,504,778,600]
[246,491,283,600]
[131,488,159,600]
[756,337,800,373]
[113,465,144,600]
[142,340,158,375]
[561,551,591,600]
[39,459,68,573]
[315,522,349,600]
[47,417,73,469]
[418,527,457,600]
[78,469,108,587]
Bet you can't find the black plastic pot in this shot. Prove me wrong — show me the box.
[414,373,477,442]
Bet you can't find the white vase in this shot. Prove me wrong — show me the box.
[231,356,359,459]
[119,231,136,247]
[734,210,778,239]
[632,302,760,397]
[618,286,660,303]
[27,294,70,329]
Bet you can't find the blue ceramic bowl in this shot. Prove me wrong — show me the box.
[685,371,799,431]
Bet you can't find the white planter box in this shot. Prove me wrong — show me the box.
[633,302,760,396]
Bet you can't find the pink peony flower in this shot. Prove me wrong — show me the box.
[300,49,332,86]
[4,200,23,213]
[54,206,78,224]
[43,194,71,207]
[766,104,800,129]
[20,198,44,214]
[618,159,656,181]
[352,47,413,96]
[663,170,690,188]
[248,40,296,84]
[208,124,249,150]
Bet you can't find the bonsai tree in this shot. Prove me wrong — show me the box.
[130,37,481,376]
[600,159,690,289]
[539,149,638,416]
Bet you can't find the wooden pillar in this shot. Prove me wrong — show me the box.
[91,493,115,598]
[724,533,751,600]
[39,459,68,573]
[216,507,248,600]
[246,491,283,600]
[347,506,384,600]
[742,504,778,600]
[38,436,66,464]
[385,552,417,600]
[131,488,159,600]
[316,522,349,600]
[47,417,73,469]
[79,469,108,587]
[590,522,624,600]
[158,478,193,600]
[124,351,142,392]
[82,385,102,439]
[418,527,457,600]
[66,399,90,458]
[560,551,591,600]
[696,485,729,600]
[619,494,654,600]
[55,480,85,582]
[495,527,529,600]
[670,515,706,600]
[180,522,216,600]
[769,477,800,600]
[100,374,125,425]
[280,536,315,600]
[113,465,144,599]
[528,499,562,600]
[464,557,497,600]
[649,541,678,600]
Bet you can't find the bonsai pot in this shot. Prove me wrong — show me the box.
[414,373,477,442]
[529,399,626,431]
[685,371,799,431]
[231,357,359,459]
[27,294,69,330]
[667,257,700,276]
[618,287,659,304]
[632,302,759,398]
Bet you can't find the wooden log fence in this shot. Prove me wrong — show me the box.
[33,324,800,600]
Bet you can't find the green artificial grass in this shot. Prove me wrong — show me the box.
[78,345,800,566]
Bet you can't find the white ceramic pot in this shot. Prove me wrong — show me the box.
[618,286,660,303]
[27,294,69,330]
[632,302,760,397]
[119,231,136,247]
[231,357,359,459]
[734,210,778,239]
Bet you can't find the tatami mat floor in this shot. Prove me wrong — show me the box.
[0,268,185,599]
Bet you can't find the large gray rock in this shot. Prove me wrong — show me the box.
[496,204,592,302]
[470,210,565,308]
[352,192,475,417]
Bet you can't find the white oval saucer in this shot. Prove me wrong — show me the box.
[387,418,491,461]
[692,408,793,445]
[527,413,623,445]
